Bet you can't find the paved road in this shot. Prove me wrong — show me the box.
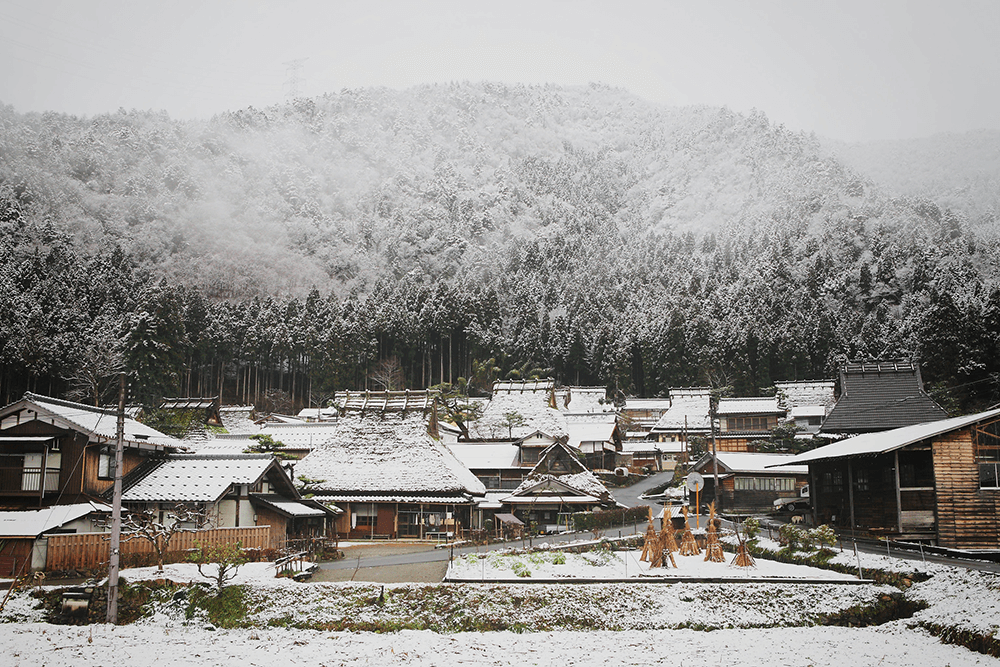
[320,470,676,574]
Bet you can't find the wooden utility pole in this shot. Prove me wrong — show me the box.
[710,395,720,509]
[106,373,125,624]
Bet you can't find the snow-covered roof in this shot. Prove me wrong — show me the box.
[250,494,335,518]
[566,421,617,447]
[774,381,836,412]
[334,389,439,413]
[620,440,685,454]
[510,442,616,502]
[790,406,827,419]
[506,472,609,504]
[0,502,111,538]
[296,407,339,420]
[717,397,782,415]
[0,393,181,451]
[159,398,217,411]
[492,379,554,394]
[122,453,277,503]
[622,398,673,410]
[471,387,568,439]
[650,392,711,432]
[554,387,613,413]
[696,452,808,475]
[774,408,1000,466]
[218,406,257,434]
[446,442,521,470]
[294,413,485,497]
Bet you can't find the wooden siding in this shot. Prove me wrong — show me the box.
[933,430,1000,549]
[45,526,273,571]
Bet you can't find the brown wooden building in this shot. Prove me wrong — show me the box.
[692,452,808,513]
[0,393,182,510]
[774,408,1000,549]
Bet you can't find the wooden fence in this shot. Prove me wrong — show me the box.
[46,526,273,572]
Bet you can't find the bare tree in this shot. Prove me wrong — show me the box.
[65,325,126,406]
[105,505,210,572]
[368,356,405,391]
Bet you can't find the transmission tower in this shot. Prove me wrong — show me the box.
[283,58,308,99]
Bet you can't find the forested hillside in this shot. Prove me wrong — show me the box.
[2,83,999,412]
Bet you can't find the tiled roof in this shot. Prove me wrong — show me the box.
[2,393,181,451]
[121,453,275,503]
[777,408,1000,466]
[821,362,947,433]
[696,452,808,475]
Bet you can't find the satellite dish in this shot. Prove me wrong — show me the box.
[686,472,705,492]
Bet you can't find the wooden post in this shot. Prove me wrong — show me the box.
[847,458,856,531]
[894,450,903,534]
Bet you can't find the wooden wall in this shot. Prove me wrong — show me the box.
[933,429,1000,549]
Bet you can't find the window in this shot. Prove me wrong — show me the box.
[729,416,770,431]
[854,469,870,492]
[975,419,1000,489]
[822,470,844,493]
[734,477,796,491]
[978,442,1000,489]
[353,505,376,528]
[98,450,116,480]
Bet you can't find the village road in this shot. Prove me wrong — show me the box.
[315,470,678,581]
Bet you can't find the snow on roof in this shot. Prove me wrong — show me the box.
[294,413,485,497]
[790,406,827,419]
[566,421,616,447]
[622,398,673,410]
[122,454,276,503]
[249,494,333,518]
[775,408,1000,466]
[0,502,111,538]
[650,393,711,432]
[492,379,555,394]
[698,452,808,475]
[554,387,613,413]
[620,439,685,454]
[774,381,836,412]
[508,471,610,503]
[334,389,439,413]
[717,397,782,415]
[471,388,568,439]
[2,393,180,450]
[218,406,258,434]
[446,442,521,470]
[159,398,217,410]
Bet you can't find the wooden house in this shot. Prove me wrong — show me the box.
[620,397,674,435]
[647,388,712,448]
[115,452,337,547]
[774,408,1000,549]
[692,452,808,514]
[566,418,623,471]
[295,393,486,540]
[468,379,568,441]
[820,360,947,435]
[0,393,182,510]
[500,441,621,533]
[715,397,785,452]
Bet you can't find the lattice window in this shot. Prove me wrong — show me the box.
[975,418,1000,489]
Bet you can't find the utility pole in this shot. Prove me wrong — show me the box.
[710,394,720,509]
[106,373,126,624]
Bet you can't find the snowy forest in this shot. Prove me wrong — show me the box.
[1,83,999,411]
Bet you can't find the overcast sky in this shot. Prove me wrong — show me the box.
[1,0,998,143]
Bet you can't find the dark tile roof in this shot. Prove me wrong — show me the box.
[820,362,947,434]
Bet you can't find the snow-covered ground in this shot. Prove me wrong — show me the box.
[447,547,858,581]
[1,544,998,666]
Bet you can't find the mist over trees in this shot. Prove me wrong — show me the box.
[2,83,999,411]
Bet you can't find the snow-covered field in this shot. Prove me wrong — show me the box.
[1,544,998,666]
[446,546,859,581]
